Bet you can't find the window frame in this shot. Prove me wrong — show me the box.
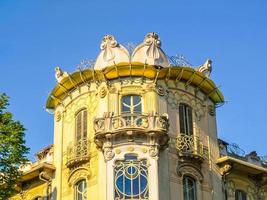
[114,153,149,199]
[75,108,88,141]
[75,179,87,200]
[120,95,143,114]
[179,103,193,136]
[183,175,197,200]
[235,189,247,200]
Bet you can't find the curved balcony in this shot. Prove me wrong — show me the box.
[66,138,90,168]
[176,134,205,162]
[94,112,169,147]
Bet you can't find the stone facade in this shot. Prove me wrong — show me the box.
[10,33,267,200]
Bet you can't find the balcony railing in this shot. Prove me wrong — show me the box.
[176,134,205,160]
[66,138,90,168]
[94,112,169,137]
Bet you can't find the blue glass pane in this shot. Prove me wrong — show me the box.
[114,159,149,199]
[125,154,137,160]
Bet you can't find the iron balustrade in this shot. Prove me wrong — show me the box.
[176,134,205,158]
[66,138,90,167]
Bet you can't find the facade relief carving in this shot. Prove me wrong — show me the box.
[225,180,236,197]
[68,167,91,186]
[157,83,206,120]
[177,163,203,183]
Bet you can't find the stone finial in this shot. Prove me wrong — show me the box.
[196,59,212,77]
[131,32,170,67]
[55,67,68,83]
[94,35,130,70]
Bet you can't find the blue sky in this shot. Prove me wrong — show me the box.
[1,1,267,160]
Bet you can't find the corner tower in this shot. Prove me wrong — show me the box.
[46,33,224,200]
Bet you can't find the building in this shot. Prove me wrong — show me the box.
[10,33,267,200]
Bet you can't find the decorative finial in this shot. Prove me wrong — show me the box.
[55,67,68,83]
[132,32,169,67]
[196,59,212,77]
[94,34,130,70]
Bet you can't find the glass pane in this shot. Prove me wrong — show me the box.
[115,158,148,199]
[122,96,131,107]
[183,176,197,200]
[76,180,87,200]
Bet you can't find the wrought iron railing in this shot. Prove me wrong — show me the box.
[94,112,169,136]
[66,138,90,167]
[176,134,205,158]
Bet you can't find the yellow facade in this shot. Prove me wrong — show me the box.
[10,33,267,200]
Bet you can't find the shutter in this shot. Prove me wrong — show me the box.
[179,105,185,134]
[187,107,193,135]
[82,110,87,139]
[76,112,82,141]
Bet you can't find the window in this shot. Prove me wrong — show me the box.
[179,104,193,135]
[75,180,87,200]
[114,154,149,199]
[75,109,87,141]
[183,176,197,200]
[235,190,247,200]
[121,95,142,114]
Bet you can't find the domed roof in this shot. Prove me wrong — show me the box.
[94,35,130,70]
[131,32,170,67]
[94,33,170,70]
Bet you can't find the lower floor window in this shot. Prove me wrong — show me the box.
[76,179,87,200]
[235,190,247,200]
[114,154,149,199]
[183,176,197,200]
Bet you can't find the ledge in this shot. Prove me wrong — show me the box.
[46,63,224,109]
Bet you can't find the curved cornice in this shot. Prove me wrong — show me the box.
[46,63,224,109]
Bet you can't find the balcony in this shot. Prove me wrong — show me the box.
[94,112,169,148]
[176,134,206,162]
[66,138,90,168]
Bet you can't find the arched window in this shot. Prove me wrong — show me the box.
[235,189,247,200]
[114,154,149,199]
[183,176,197,200]
[75,179,87,200]
[121,95,142,114]
[75,109,87,141]
[179,104,193,135]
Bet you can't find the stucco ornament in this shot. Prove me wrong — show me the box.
[164,90,205,120]
[99,87,107,98]
[149,146,159,159]
[103,147,115,161]
[225,180,235,197]
[247,186,257,200]
[196,59,212,77]
[94,35,130,70]
[177,163,203,182]
[132,32,170,67]
[55,66,69,83]
[68,167,91,186]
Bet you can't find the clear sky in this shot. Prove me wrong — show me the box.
[1,1,267,160]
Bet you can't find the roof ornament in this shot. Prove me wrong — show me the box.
[94,35,130,70]
[55,67,69,83]
[196,59,212,77]
[131,32,170,68]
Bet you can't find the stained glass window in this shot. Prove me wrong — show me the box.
[183,176,197,200]
[114,154,149,199]
[75,180,87,200]
[179,104,193,135]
